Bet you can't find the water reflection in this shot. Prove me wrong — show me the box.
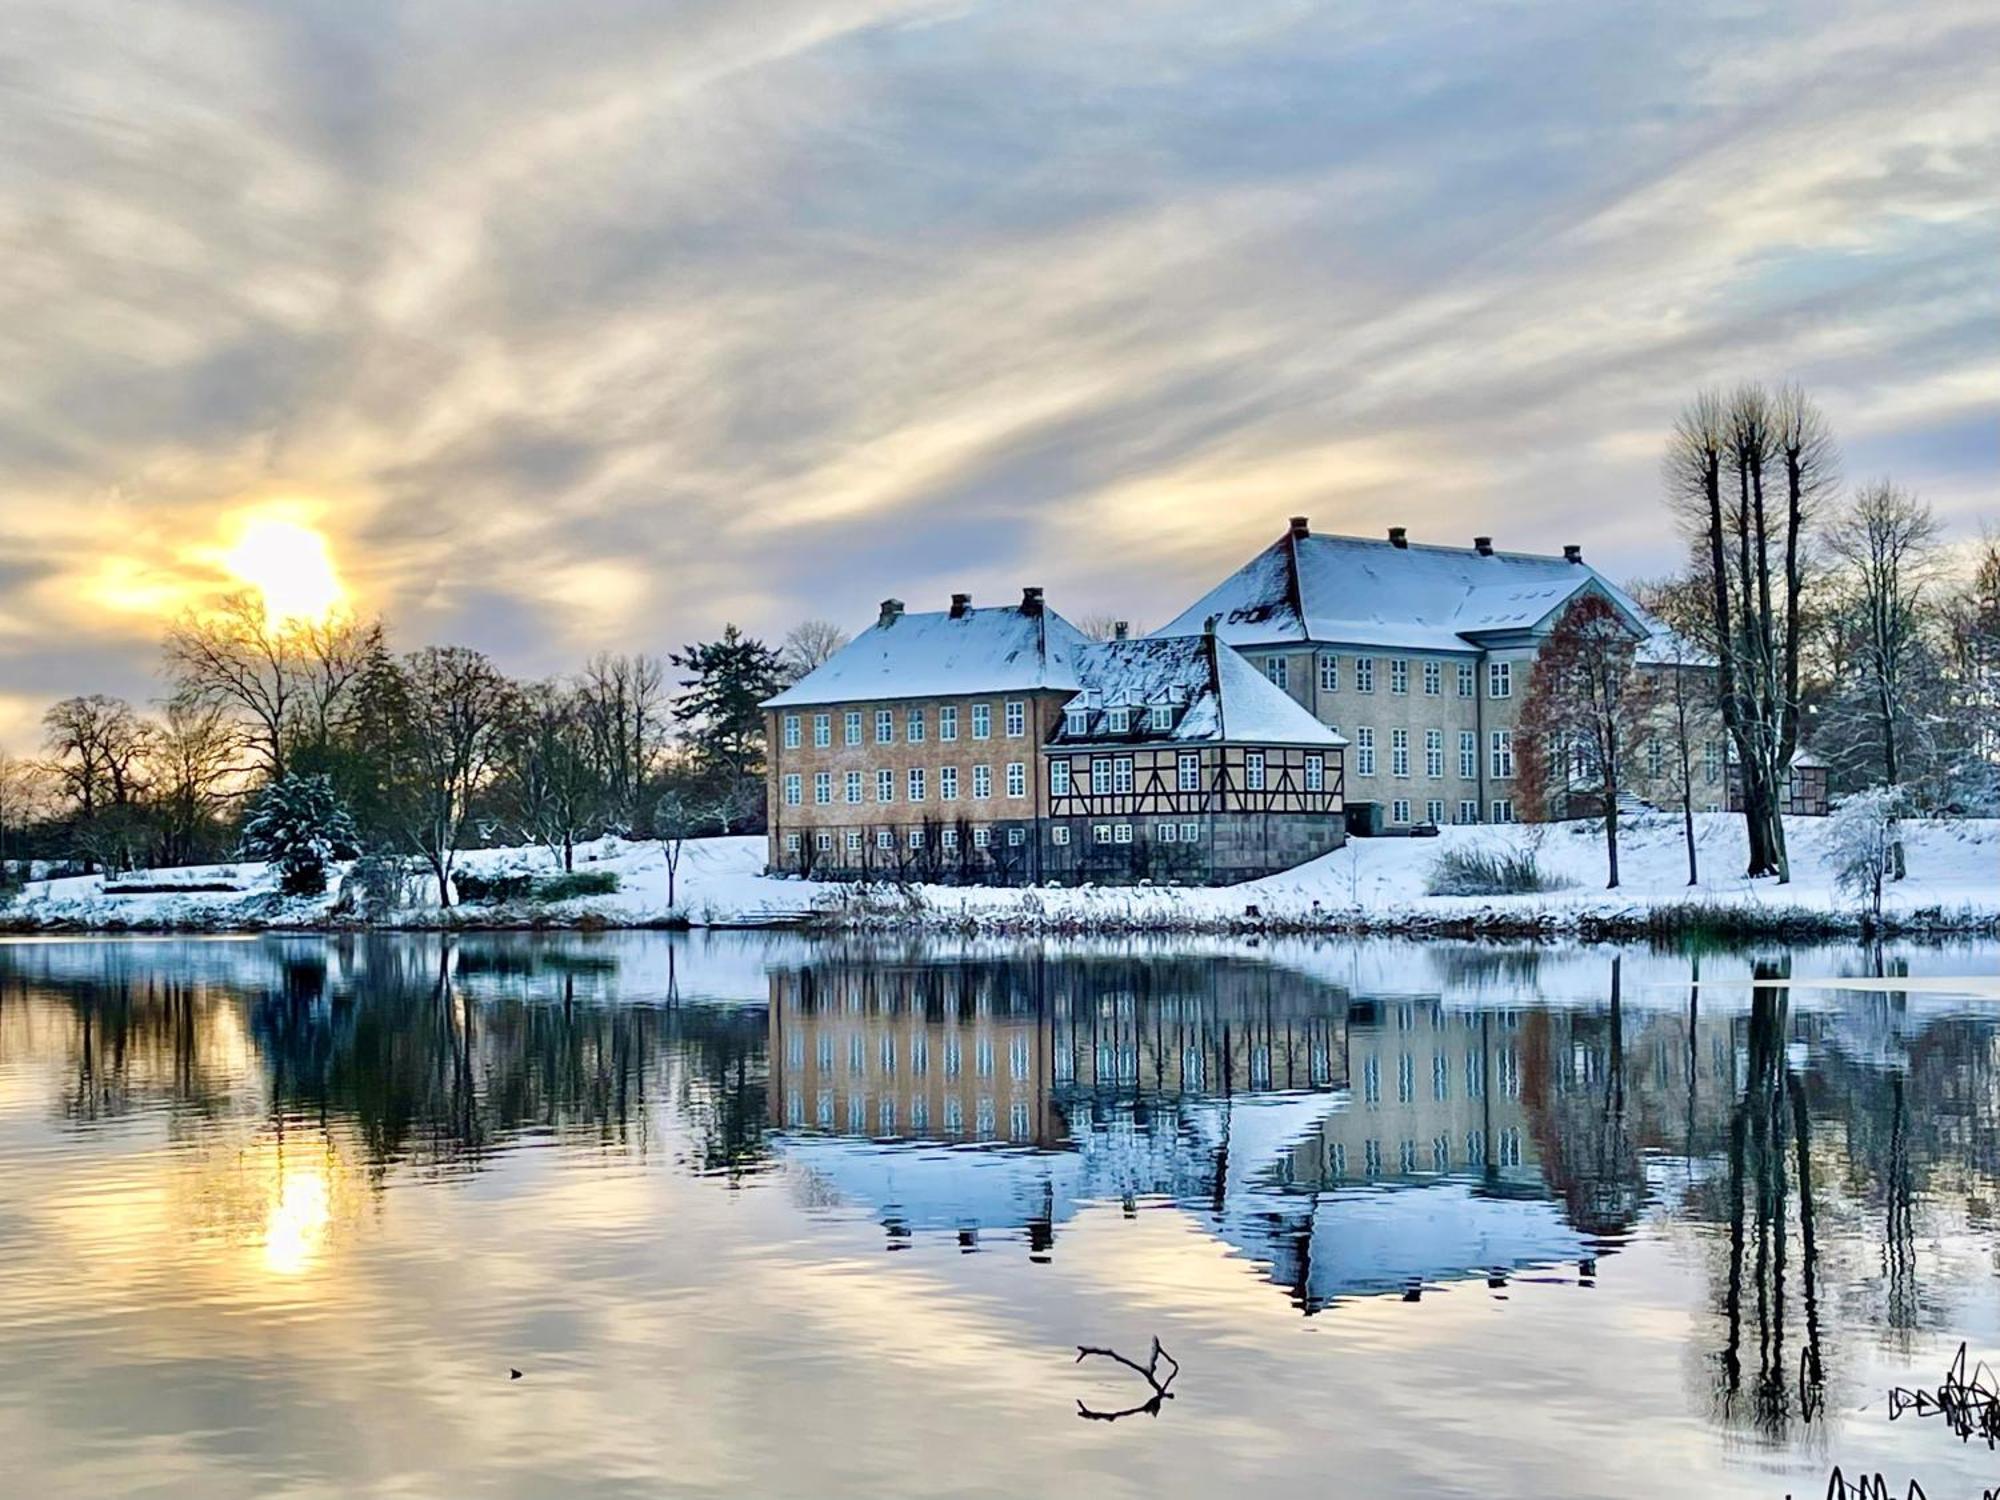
[1,934,1998,1496]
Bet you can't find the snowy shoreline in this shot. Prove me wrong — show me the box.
[4,814,1993,941]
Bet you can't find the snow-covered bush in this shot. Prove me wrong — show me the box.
[1826,785,1905,923]
[1424,845,1572,897]
[240,774,361,896]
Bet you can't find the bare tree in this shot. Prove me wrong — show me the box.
[163,593,382,777]
[778,619,850,683]
[655,788,719,910]
[1823,482,1941,876]
[1632,574,1719,886]
[576,652,669,830]
[1942,530,2000,812]
[376,647,515,906]
[41,695,151,822]
[498,679,604,871]
[1073,613,1141,643]
[148,699,244,865]
[0,751,50,881]
[1516,594,1647,888]
[1663,382,1834,881]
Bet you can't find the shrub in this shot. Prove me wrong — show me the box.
[535,870,618,901]
[1424,846,1571,897]
[239,774,361,896]
[453,870,535,904]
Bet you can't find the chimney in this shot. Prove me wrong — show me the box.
[1113,620,1130,640]
[1287,515,1310,539]
[1474,536,1494,556]
[1203,613,1219,637]
[1020,586,1044,617]
[1388,526,1408,549]
[949,592,972,618]
[1563,544,1583,564]
[878,597,904,626]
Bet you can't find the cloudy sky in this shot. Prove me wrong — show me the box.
[1,0,1994,748]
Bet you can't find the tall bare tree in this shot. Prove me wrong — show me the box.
[374,647,515,906]
[1631,573,1715,887]
[778,619,851,684]
[1942,530,2000,812]
[499,679,604,871]
[40,695,153,873]
[1664,382,1834,881]
[576,652,669,830]
[147,699,244,865]
[0,751,49,880]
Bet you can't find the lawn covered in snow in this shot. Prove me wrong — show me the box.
[2,813,1993,936]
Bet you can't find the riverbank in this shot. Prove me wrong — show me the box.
[3,815,1994,939]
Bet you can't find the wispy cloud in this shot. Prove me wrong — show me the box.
[0,0,1993,745]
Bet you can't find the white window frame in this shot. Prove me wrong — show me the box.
[1304,754,1324,792]
[1392,798,1411,824]
[1390,659,1408,695]
[1265,655,1288,690]
[1459,731,1478,780]
[1112,823,1133,844]
[1007,827,1025,847]
[1106,706,1130,734]
[812,712,831,748]
[845,771,864,804]
[813,771,832,805]
[940,766,959,800]
[876,829,895,850]
[1423,661,1441,696]
[844,710,863,746]
[875,708,894,744]
[939,704,959,741]
[973,765,992,799]
[1158,822,1178,843]
[1180,821,1200,842]
[1356,727,1376,777]
[1112,756,1134,794]
[1065,708,1089,737]
[1391,729,1409,778]
[1004,700,1026,738]
[876,769,895,803]
[782,774,802,806]
[906,706,926,743]
[845,830,863,852]
[1244,751,1266,791]
[1005,761,1026,798]
[1177,753,1200,792]
[1491,798,1515,824]
[1458,662,1476,698]
[1490,730,1514,780]
[1426,799,1445,825]
[1091,758,1113,795]
[1050,760,1071,796]
[973,826,992,849]
[908,828,925,849]
[1318,654,1338,693]
[782,714,801,749]
[1355,657,1375,694]
[785,831,801,852]
[1149,704,1173,732]
[1488,661,1512,699]
[1051,825,1071,846]
[907,767,926,802]
[1458,799,1480,825]
[1093,824,1112,845]
[1425,729,1444,779]
[971,703,992,740]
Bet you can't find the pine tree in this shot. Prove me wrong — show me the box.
[240,773,361,896]
[669,626,781,824]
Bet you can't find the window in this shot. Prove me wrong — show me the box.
[1491,798,1515,824]
[1113,823,1133,844]
[1356,657,1375,694]
[1305,754,1324,792]
[1458,662,1476,698]
[1064,707,1088,736]
[1049,761,1070,796]
[782,714,801,749]
[1177,753,1200,792]
[1051,825,1071,846]
[1094,824,1113,844]
[1490,730,1514,780]
[1006,762,1026,798]
[1158,822,1178,842]
[1424,729,1444,778]
[1318,654,1338,693]
[845,710,863,746]
[814,771,832,804]
[782,774,802,806]
[1391,729,1409,778]
[1423,661,1441,696]
[785,832,801,853]
[973,765,992,799]
[1356,727,1376,776]
[1391,659,1408,695]
[1007,827,1025,846]
[908,828,924,849]
[1426,799,1445,825]
[1112,756,1134,794]
[1149,704,1172,732]
[1704,740,1722,784]
[971,703,992,740]
[876,829,895,850]
[1459,730,1478,780]
[1392,798,1411,824]
[812,713,831,748]
[907,767,926,802]
[1458,799,1480,825]
[939,705,958,741]
[973,826,992,848]
[1091,758,1112,794]
[1004,700,1025,737]
[941,826,960,850]
[1488,661,1512,699]
[1265,655,1289,690]
[876,769,895,803]
[1106,705,1130,734]
[940,766,959,800]
[815,831,833,852]
[875,708,894,744]
[1179,822,1200,842]
[845,771,863,804]
[1646,738,1664,777]
[845,830,862,852]
[1245,751,1266,791]
[907,707,925,743]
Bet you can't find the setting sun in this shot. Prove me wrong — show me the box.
[223,513,346,624]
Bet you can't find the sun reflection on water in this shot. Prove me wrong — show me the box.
[263,1163,332,1276]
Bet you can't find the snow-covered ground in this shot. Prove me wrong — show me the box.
[2,814,1993,936]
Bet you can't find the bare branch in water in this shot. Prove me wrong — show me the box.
[1888,1344,2000,1449]
[1074,1337,1180,1422]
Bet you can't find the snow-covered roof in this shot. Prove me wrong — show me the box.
[1051,636,1344,749]
[765,597,1091,708]
[1154,524,1660,652]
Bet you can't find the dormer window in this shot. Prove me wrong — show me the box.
[1106,706,1130,734]
[1064,707,1090,737]
[1148,703,1173,732]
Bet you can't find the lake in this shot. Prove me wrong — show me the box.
[2,933,1998,1499]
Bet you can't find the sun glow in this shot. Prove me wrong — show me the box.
[263,1165,332,1277]
[222,512,346,625]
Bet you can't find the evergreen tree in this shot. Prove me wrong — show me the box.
[669,626,781,822]
[241,773,361,896]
